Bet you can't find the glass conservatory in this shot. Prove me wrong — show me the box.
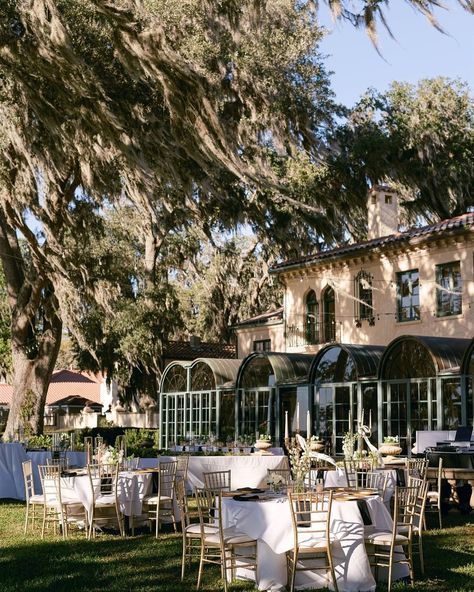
[159,358,241,448]
[378,335,471,453]
[235,352,315,443]
[309,344,385,455]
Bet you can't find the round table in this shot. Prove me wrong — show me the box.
[221,492,409,592]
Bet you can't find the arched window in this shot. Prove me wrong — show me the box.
[354,271,374,323]
[322,286,336,343]
[305,290,319,345]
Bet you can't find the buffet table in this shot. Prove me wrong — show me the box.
[0,443,28,499]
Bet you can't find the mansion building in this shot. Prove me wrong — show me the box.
[231,187,474,453]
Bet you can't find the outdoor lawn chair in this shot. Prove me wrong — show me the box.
[22,459,44,533]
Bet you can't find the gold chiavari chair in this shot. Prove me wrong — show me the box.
[406,475,429,574]
[286,490,338,592]
[87,462,124,538]
[195,488,257,592]
[425,457,443,529]
[364,485,416,592]
[176,478,204,580]
[143,460,178,537]
[22,460,44,533]
[203,469,231,492]
[46,455,69,470]
[39,464,87,539]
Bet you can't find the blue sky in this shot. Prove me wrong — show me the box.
[318,2,474,106]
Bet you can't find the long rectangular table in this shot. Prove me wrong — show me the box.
[139,454,290,491]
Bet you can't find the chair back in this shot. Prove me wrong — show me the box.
[288,490,333,550]
[343,458,375,488]
[408,476,428,530]
[354,470,387,497]
[176,455,190,483]
[406,458,428,480]
[47,455,69,470]
[203,469,231,492]
[158,460,177,499]
[39,464,63,504]
[267,468,292,485]
[87,463,120,501]
[22,460,35,499]
[395,485,418,537]
[195,487,222,537]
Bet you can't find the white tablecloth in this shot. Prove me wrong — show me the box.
[0,443,28,499]
[221,494,409,592]
[139,455,290,491]
[47,471,152,520]
[325,468,398,503]
[27,451,87,495]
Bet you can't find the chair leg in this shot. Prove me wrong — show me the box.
[41,505,47,540]
[196,544,205,590]
[438,504,442,529]
[289,551,296,592]
[328,549,339,592]
[24,502,29,534]
[181,535,187,580]
[408,542,414,586]
[387,546,393,592]
[418,533,424,575]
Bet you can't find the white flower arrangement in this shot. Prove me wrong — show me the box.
[267,473,284,486]
[288,444,311,488]
[257,433,272,442]
[94,443,124,465]
[383,435,399,444]
[342,432,357,459]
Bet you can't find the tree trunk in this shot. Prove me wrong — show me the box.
[3,315,62,440]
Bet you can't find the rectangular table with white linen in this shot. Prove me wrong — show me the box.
[139,455,290,491]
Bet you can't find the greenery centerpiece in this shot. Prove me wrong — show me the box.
[255,433,272,450]
[379,436,402,456]
[308,435,325,452]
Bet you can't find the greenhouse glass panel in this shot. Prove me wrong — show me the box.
[441,378,462,429]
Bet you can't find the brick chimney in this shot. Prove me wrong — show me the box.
[367,185,399,240]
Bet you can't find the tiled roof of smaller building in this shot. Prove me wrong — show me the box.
[270,212,474,273]
[0,369,102,407]
[164,341,236,361]
[234,307,284,327]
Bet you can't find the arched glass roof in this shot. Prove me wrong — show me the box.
[161,358,240,393]
[236,353,315,389]
[309,344,385,384]
[160,362,188,393]
[190,358,241,390]
[379,335,471,380]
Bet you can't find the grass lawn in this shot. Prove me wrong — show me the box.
[0,500,473,592]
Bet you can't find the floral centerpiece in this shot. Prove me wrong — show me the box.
[267,472,285,493]
[95,442,124,465]
[255,433,272,450]
[288,444,311,491]
[342,432,357,460]
[379,436,402,456]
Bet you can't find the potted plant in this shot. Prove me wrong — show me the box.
[379,436,402,456]
[308,435,325,452]
[254,434,272,450]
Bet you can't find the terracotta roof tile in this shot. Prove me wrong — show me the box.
[163,341,236,361]
[0,370,102,407]
[270,212,474,273]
